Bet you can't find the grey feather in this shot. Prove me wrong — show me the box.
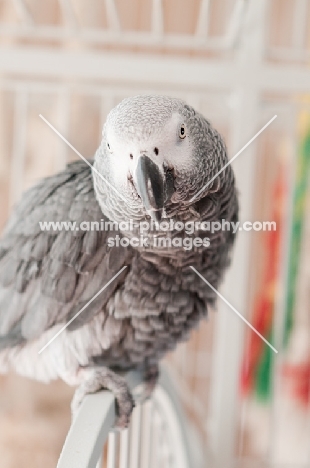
[0,96,238,422]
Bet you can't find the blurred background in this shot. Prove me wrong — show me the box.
[0,0,310,467]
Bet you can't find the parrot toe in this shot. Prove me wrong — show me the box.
[71,367,135,429]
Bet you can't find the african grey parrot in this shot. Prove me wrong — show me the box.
[0,95,238,427]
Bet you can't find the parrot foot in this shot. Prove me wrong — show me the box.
[134,364,159,403]
[143,364,159,398]
[71,367,135,429]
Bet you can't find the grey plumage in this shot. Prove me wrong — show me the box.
[0,95,238,427]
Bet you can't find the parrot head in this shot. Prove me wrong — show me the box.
[93,95,228,224]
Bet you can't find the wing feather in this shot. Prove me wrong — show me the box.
[0,160,131,349]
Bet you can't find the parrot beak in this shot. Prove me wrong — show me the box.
[135,155,165,222]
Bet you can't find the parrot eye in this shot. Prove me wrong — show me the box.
[179,124,186,139]
[106,141,113,153]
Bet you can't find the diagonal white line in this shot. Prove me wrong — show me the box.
[190,115,278,202]
[39,114,128,204]
[190,266,278,354]
[38,266,127,354]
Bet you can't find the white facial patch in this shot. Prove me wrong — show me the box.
[105,112,194,186]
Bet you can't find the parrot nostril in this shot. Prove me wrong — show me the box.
[129,154,133,160]
[154,147,159,156]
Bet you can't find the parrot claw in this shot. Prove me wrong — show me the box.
[71,367,135,429]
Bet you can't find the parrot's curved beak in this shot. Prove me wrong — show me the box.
[134,155,167,222]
